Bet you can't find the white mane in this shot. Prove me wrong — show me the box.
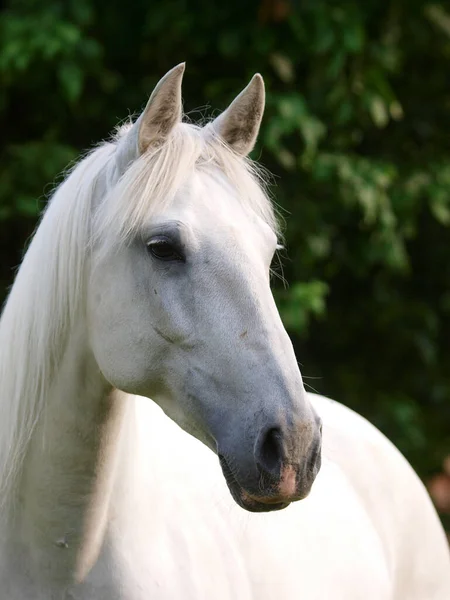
[0,119,278,513]
[94,122,278,248]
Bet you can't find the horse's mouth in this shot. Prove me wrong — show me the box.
[218,454,291,513]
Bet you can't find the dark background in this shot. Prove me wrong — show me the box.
[1,0,450,529]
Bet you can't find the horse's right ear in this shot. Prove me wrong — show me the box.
[115,63,185,173]
[136,63,185,153]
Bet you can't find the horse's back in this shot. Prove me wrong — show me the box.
[309,393,450,599]
[147,392,450,598]
[128,396,391,599]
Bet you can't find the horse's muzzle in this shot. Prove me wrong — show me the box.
[218,420,322,513]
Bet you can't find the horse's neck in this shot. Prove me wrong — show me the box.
[3,327,133,586]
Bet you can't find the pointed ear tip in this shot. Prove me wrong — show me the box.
[250,73,265,95]
[162,63,185,83]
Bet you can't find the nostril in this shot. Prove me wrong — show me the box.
[309,438,322,473]
[315,414,323,435]
[257,427,283,476]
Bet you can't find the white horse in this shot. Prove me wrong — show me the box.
[0,64,448,599]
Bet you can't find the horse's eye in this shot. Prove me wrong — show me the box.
[147,237,184,262]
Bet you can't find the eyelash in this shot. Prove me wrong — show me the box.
[147,237,185,262]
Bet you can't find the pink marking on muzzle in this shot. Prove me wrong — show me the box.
[278,464,297,498]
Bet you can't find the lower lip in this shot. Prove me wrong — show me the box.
[240,495,291,512]
[241,489,287,505]
[218,455,291,512]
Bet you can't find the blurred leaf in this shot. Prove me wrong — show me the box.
[277,281,329,334]
[58,62,84,102]
[270,52,295,83]
[369,95,389,128]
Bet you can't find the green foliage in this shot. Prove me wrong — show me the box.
[275,281,329,333]
[1,0,449,498]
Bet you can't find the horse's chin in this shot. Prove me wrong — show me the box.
[218,454,291,513]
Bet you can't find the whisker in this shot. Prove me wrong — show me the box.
[303,381,321,394]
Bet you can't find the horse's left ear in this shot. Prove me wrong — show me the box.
[208,74,265,156]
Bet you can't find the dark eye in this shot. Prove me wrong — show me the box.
[147,237,185,262]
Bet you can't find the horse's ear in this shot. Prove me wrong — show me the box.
[137,63,185,154]
[115,63,185,174]
[208,74,265,156]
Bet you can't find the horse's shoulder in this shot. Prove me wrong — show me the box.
[308,392,392,446]
[308,391,428,501]
[308,392,450,594]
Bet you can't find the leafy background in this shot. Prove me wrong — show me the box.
[1,0,449,530]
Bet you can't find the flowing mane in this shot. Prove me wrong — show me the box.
[0,143,115,512]
[0,119,278,513]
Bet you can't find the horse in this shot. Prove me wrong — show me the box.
[0,63,448,599]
